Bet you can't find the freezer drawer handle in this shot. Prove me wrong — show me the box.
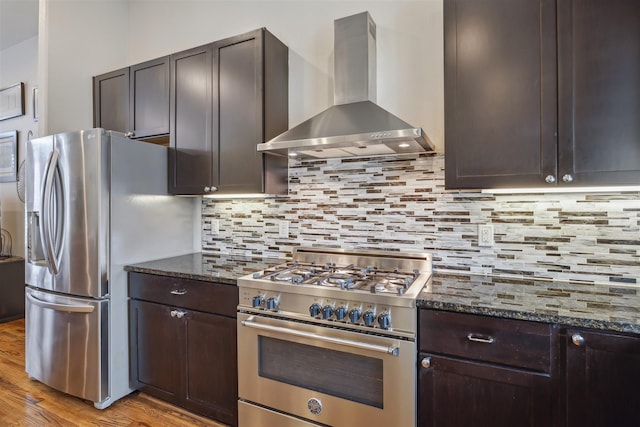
[241,316,400,356]
[27,293,95,313]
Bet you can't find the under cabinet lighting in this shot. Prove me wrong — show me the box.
[481,186,640,194]
[203,193,287,199]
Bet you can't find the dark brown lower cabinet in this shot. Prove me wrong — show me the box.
[130,300,181,402]
[418,353,552,427]
[564,328,640,427]
[418,309,640,427]
[418,309,555,426]
[183,309,236,420]
[129,273,238,426]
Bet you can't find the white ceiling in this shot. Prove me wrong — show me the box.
[0,0,39,51]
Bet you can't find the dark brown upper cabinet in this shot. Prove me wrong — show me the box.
[557,0,640,186]
[169,28,289,196]
[93,67,129,135]
[445,0,640,189]
[93,56,170,143]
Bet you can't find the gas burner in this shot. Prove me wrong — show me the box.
[316,273,359,289]
[369,279,411,295]
[269,267,316,283]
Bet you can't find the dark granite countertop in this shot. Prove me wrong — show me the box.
[124,252,283,286]
[125,255,639,334]
[419,270,640,335]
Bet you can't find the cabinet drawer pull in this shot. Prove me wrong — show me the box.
[467,333,495,344]
[170,289,187,296]
[571,333,585,346]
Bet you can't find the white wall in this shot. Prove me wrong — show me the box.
[41,0,129,134]
[42,0,444,151]
[0,36,39,257]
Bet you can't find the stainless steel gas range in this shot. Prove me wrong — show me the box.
[237,247,432,427]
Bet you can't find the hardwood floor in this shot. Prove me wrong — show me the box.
[0,319,227,426]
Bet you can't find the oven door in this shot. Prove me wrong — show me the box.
[237,312,416,427]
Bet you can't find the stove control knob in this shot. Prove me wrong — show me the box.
[266,297,279,310]
[322,305,334,320]
[335,306,348,321]
[348,308,361,323]
[309,303,322,317]
[252,295,265,308]
[363,310,376,327]
[377,312,391,330]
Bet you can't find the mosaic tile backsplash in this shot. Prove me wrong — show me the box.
[202,153,640,285]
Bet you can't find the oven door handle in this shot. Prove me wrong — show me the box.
[241,316,400,356]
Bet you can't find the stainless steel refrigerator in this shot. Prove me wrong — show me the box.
[24,129,196,409]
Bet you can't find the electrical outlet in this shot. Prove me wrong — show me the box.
[212,219,220,235]
[279,220,289,238]
[478,224,494,247]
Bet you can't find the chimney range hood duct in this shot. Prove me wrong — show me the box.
[257,11,435,160]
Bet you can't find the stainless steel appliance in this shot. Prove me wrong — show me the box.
[257,12,435,160]
[24,129,195,409]
[237,247,431,426]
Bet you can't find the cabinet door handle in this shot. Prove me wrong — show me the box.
[170,309,186,319]
[467,333,495,344]
[421,357,432,369]
[124,131,134,138]
[562,174,574,183]
[571,333,585,346]
[545,175,556,184]
[170,289,187,296]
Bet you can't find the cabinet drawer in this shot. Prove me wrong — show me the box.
[129,272,238,317]
[419,310,551,372]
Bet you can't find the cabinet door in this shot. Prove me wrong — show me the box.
[444,0,558,189]
[169,44,214,195]
[93,67,129,133]
[129,56,170,139]
[565,329,640,427]
[129,299,182,403]
[418,353,552,427]
[557,1,640,186]
[214,30,264,194]
[183,310,237,426]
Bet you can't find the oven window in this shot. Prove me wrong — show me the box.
[258,336,383,408]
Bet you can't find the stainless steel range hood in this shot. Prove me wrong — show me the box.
[257,11,434,160]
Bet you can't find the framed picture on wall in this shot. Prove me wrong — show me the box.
[0,131,18,182]
[0,83,25,121]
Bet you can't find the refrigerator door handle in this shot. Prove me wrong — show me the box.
[42,149,62,275]
[26,292,95,313]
